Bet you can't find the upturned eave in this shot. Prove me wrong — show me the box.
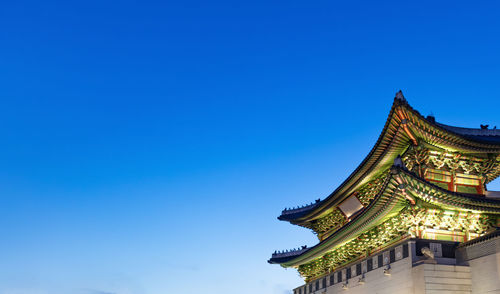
[279,92,500,227]
[271,166,500,268]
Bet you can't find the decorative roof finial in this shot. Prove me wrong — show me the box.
[426,112,436,123]
[395,90,406,102]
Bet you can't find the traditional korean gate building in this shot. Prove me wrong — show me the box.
[269,92,500,294]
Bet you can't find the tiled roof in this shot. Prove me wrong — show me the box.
[278,92,500,225]
[270,163,500,267]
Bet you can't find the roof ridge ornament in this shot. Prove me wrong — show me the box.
[426,114,436,123]
[270,245,309,259]
[395,90,407,103]
[280,200,321,216]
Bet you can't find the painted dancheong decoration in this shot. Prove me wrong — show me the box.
[268,91,500,282]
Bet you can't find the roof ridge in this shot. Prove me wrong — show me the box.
[436,122,500,137]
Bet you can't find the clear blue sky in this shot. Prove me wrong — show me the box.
[1,1,500,294]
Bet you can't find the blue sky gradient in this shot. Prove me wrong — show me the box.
[1,1,500,293]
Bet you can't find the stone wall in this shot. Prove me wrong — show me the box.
[291,239,493,294]
[419,264,471,294]
[456,231,500,293]
[469,252,500,293]
[291,237,500,294]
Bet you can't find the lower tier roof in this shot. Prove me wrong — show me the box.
[269,164,500,267]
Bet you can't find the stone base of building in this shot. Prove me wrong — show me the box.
[295,232,500,294]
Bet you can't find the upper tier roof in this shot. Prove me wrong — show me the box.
[279,92,500,225]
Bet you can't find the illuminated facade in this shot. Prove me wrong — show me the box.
[269,92,500,294]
